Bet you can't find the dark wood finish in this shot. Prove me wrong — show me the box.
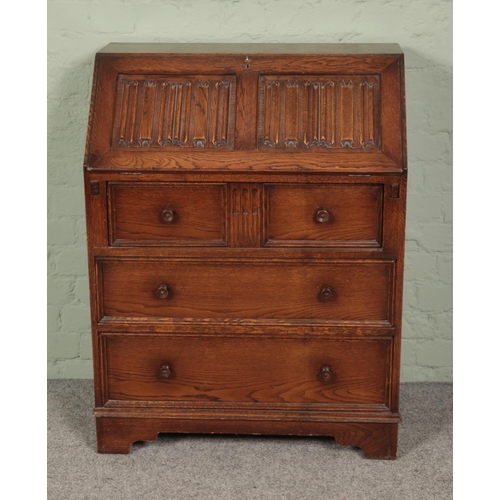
[84,45,406,170]
[98,257,394,324]
[158,365,171,379]
[234,73,258,150]
[160,209,175,223]
[258,75,380,152]
[319,286,335,302]
[101,334,392,407]
[107,182,227,247]
[229,183,262,247]
[84,43,407,459]
[90,149,401,172]
[320,366,334,382]
[265,183,383,248]
[316,209,330,223]
[90,180,100,195]
[96,417,398,459]
[112,75,236,150]
[155,284,169,299]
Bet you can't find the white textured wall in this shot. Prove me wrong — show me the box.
[47,0,452,381]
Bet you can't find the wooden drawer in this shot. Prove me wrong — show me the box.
[98,258,394,325]
[102,334,392,408]
[265,184,383,248]
[108,182,227,246]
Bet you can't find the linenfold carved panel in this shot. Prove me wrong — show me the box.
[229,183,262,247]
[112,75,236,150]
[258,75,380,151]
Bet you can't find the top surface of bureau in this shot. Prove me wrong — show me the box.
[85,43,406,173]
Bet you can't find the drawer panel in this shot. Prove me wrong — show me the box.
[266,184,383,247]
[99,258,394,324]
[108,182,227,246]
[102,334,392,407]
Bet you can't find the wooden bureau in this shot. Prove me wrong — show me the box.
[83,43,407,459]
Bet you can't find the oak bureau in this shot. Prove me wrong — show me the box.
[83,43,407,459]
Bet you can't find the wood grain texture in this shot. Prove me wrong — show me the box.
[85,47,405,167]
[235,73,258,150]
[89,150,401,172]
[380,59,404,166]
[229,183,262,247]
[84,44,407,459]
[87,170,403,186]
[111,75,236,150]
[265,183,383,247]
[100,53,401,75]
[258,75,379,151]
[107,182,227,246]
[98,257,394,324]
[95,417,398,459]
[101,334,392,406]
[85,58,118,165]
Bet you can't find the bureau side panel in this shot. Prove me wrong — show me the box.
[83,171,108,407]
[388,172,407,414]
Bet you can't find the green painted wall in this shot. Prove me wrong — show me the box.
[47,0,452,381]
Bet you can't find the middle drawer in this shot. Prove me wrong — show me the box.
[98,258,394,325]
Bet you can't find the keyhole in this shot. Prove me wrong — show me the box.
[244,56,251,69]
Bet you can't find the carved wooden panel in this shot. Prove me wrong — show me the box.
[258,75,380,151]
[112,75,236,150]
[229,183,262,247]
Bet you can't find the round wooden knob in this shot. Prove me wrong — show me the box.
[156,284,170,299]
[315,209,330,223]
[161,208,175,222]
[320,366,333,382]
[159,365,171,379]
[319,286,334,302]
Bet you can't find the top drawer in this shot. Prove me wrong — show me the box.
[265,183,383,248]
[108,182,227,247]
[105,181,386,248]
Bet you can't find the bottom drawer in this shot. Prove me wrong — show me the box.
[102,334,392,408]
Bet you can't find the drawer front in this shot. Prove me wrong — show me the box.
[99,258,394,324]
[108,182,227,246]
[266,184,383,248]
[102,334,392,407]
